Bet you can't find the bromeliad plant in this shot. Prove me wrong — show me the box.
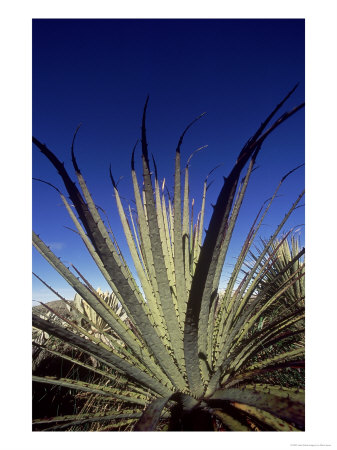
[32,86,305,431]
[249,234,305,310]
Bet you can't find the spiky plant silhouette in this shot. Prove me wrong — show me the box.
[33,87,304,431]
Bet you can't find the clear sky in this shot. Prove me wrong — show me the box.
[32,19,305,302]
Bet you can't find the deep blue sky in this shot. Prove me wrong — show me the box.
[32,19,305,302]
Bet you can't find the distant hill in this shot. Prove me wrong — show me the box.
[32,299,73,318]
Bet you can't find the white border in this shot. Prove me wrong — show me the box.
[1,1,336,449]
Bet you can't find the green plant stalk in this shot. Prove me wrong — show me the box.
[140,100,186,375]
